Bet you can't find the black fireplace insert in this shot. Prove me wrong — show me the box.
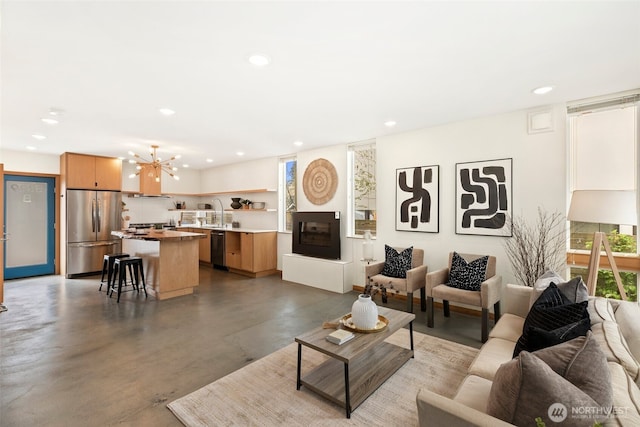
[291,211,341,260]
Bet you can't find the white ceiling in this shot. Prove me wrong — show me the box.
[2,1,639,169]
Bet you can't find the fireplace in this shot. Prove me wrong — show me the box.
[292,211,341,260]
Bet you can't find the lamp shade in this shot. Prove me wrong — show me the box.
[568,190,637,226]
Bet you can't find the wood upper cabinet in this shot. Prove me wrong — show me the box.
[225,231,276,277]
[61,153,122,190]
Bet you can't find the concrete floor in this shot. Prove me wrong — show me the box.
[0,267,485,426]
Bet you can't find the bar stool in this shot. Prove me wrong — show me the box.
[109,257,147,303]
[99,253,130,292]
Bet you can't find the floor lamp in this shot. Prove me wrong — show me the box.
[568,190,637,300]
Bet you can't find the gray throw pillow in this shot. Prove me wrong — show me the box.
[488,333,612,426]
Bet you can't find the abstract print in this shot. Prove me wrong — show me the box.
[456,158,512,236]
[396,165,439,233]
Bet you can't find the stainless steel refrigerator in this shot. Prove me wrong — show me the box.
[66,190,122,278]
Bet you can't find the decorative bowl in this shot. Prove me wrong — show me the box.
[340,314,389,333]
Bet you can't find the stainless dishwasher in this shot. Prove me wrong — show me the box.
[211,231,226,269]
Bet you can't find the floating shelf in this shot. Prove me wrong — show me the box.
[201,189,276,195]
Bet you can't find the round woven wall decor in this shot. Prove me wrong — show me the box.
[303,158,338,205]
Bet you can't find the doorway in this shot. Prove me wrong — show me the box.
[4,175,55,279]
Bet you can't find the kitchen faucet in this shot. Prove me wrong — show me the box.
[212,198,224,228]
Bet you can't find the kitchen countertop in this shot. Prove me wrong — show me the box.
[111,230,206,241]
[177,226,277,233]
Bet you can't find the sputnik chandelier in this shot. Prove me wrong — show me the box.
[128,144,180,182]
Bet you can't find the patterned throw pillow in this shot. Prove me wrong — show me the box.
[446,252,489,291]
[513,283,590,357]
[381,245,413,279]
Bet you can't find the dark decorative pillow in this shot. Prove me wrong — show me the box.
[527,317,592,353]
[513,283,590,357]
[381,245,413,279]
[446,252,488,291]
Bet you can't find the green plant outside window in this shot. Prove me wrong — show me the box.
[569,224,638,301]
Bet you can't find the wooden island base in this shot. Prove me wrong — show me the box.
[113,230,204,300]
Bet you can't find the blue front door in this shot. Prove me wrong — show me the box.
[4,175,55,279]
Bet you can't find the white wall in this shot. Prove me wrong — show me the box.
[200,157,278,193]
[123,195,195,225]
[373,105,567,286]
[0,149,59,174]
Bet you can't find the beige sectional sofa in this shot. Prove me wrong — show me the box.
[417,283,640,426]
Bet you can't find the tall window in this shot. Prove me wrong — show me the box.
[348,141,376,237]
[279,156,297,232]
[568,93,639,300]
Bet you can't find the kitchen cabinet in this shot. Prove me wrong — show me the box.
[225,231,277,277]
[198,230,211,264]
[61,153,122,190]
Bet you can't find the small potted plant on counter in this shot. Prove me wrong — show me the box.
[240,199,253,210]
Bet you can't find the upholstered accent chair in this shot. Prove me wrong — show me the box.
[426,252,502,342]
[364,247,427,313]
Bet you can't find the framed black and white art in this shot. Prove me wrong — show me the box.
[396,165,439,233]
[455,158,512,236]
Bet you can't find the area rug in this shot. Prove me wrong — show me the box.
[167,329,478,426]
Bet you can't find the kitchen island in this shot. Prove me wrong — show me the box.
[111,229,205,300]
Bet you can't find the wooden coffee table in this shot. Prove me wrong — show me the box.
[295,306,415,418]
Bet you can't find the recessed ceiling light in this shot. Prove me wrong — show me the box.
[26,146,37,151]
[236,151,245,156]
[532,86,554,95]
[293,141,303,146]
[159,108,175,116]
[41,118,59,125]
[32,134,46,140]
[206,158,213,163]
[384,120,397,127]
[248,54,270,67]
[182,164,189,168]
[48,108,64,116]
